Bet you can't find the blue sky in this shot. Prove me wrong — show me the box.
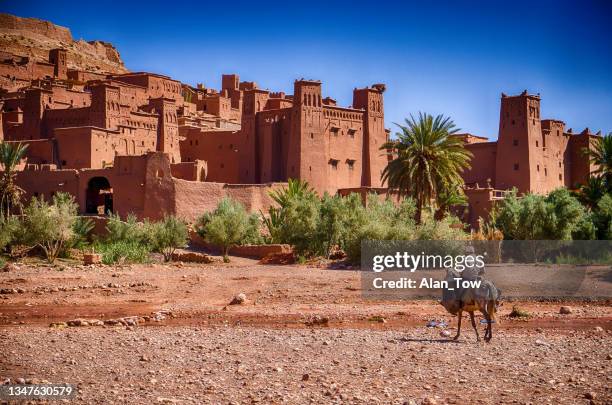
[2,0,611,139]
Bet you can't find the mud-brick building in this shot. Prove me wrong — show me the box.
[0,44,603,229]
[459,91,601,227]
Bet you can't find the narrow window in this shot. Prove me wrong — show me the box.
[513,139,518,146]
[513,163,519,171]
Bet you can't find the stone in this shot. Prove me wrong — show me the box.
[559,306,572,315]
[229,293,247,305]
[83,253,102,265]
[1,263,18,272]
[439,330,452,338]
[301,373,309,381]
[422,397,437,405]
[67,319,89,327]
[171,251,215,264]
[593,326,604,333]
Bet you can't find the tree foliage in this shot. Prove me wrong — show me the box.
[381,113,472,222]
[196,197,261,262]
[0,141,28,218]
[22,192,78,263]
[495,188,594,240]
[149,216,189,261]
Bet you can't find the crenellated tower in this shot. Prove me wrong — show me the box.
[353,84,387,187]
[495,91,542,193]
[288,79,325,190]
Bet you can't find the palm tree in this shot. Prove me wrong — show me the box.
[0,141,28,219]
[574,176,608,210]
[380,113,472,223]
[586,133,612,185]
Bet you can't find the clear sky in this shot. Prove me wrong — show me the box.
[2,0,611,139]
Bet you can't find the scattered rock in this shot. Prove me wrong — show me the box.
[439,330,452,338]
[229,293,247,305]
[593,326,604,333]
[535,339,550,347]
[368,315,387,323]
[305,315,329,327]
[584,392,595,400]
[301,373,309,381]
[2,263,18,272]
[83,253,102,265]
[67,319,89,327]
[559,306,572,315]
[171,251,215,264]
[422,397,437,405]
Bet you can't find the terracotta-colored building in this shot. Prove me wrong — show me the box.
[1,49,389,220]
[459,91,601,227]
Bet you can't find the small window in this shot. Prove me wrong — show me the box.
[220,163,224,169]
[513,163,519,171]
[544,168,547,176]
[513,139,518,146]
[559,174,562,181]
[348,129,356,138]
[559,162,562,168]
[535,141,539,147]
[512,119,515,125]
[310,133,314,139]
[329,159,339,170]
[346,159,355,170]
[537,165,540,172]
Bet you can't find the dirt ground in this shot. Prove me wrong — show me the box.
[1,256,611,404]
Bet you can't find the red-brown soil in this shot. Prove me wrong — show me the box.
[1,257,610,404]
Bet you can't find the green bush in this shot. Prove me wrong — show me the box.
[94,240,150,265]
[105,213,150,245]
[593,193,612,239]
[149,216,188,261]
[495,188,594,240]
[196,197,261,262]
[0,215,20,253]
[22,193,78,263]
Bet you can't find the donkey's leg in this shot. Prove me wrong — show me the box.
[469,311,480,342]
[483,311,492,342]
[453,310,462,340]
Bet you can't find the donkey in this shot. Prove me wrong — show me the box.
[440,268,501,342]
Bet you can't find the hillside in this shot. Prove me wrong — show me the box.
[0,13,128,74]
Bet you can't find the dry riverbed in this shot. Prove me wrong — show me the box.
[1,258,611,404]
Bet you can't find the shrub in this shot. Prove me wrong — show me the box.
[22,193,78,263]
[61,217,95,256]
[94,240,150,265]
[149,216,188,261]
[0,215,20,253]
[495,188,594,240]
[105,213,150,245]
[593,193,612,239]
[196,197,260,262]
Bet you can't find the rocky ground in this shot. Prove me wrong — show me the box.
[1,258,611,404]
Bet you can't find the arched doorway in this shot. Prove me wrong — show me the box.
[86,177,113,215]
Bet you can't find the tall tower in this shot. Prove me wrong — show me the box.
[49,49,67,80]
[353,84,387,187]
[90,82,121,129]
[150,98,180,163]
[288,79,325,190]
[495,91,542,193]
[238,88,269,183]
